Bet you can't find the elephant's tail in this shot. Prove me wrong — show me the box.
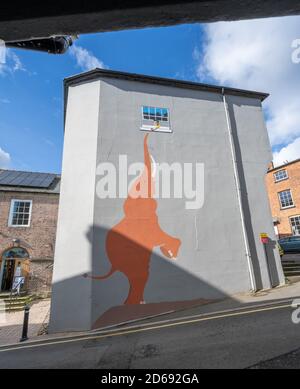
[144,133,152,198]
[83,267,116,280]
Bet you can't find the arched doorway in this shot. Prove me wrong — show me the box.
[0,247,30,292]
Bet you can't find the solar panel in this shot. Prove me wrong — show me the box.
[0,170,56,188]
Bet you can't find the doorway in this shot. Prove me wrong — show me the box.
[0,260,15,291]
[0,247,30,293]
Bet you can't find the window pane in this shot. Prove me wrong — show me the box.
[279,190,293,208]
[290,216,300,235]
[155,108,162,117]
[10,200,31,226]
[141,106,170,130]
[274,169,288,182]
[162,108,168,117]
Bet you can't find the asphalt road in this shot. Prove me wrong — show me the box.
[0,299,299,369]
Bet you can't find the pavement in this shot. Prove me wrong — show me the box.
[0,299,50,346]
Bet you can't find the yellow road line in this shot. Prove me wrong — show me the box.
[0,303,291,353]
[107,298,295,332]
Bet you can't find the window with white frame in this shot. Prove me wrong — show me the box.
[278,189,294,209]
[8,200,32,227]
[141,106,171,132]
[290,215,300,235]
[274,169,288,182]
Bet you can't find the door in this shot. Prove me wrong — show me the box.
[1,260,15,291]
[1,247,30,292]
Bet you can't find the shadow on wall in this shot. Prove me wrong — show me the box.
[50,223,241,332]
[88,224,236,330]
[49,131,244,333]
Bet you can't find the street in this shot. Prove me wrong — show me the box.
[0,298,299,369]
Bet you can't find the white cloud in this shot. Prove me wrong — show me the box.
[43,138,55,147]
[0,48,26,76]
[0,98,10,104]
[69,44,105,71]
[0,147,11,168]
[197,16,300,162]
[273,137,300,166]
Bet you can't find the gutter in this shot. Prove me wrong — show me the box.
[63,68,269,129]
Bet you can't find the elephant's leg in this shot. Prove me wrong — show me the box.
[124,273,149,305]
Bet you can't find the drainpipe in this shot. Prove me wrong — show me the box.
[222,88,257,292]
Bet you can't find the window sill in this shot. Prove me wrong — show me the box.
[140,126,172,133]
[8,224,31,228]
[280,205,295,210]
[274,177,289,183]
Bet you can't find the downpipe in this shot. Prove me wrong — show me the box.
[222,88,257,292]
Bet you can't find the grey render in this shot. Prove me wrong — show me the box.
[49,70,284,332]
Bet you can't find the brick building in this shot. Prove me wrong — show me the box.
[0,169,60,296]
[265,159,300,238]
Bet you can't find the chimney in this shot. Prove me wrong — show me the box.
[267,161,274,171]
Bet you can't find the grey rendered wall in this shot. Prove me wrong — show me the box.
[50,76,284,333]
[226,95,285,289]
[49,81,100,332]
[90,78,252,325]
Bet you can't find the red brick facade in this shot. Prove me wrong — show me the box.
[265,159,300,237]
[0,190,59,296]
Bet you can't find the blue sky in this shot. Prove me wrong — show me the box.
[0,24,205,173]
[1,17,300,172]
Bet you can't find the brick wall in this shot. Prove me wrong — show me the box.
[0,191,59,294]
[28,260,53,297]
[265,160,300,237]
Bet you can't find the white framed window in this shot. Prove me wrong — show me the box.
[140,106,171,133]
[8,199,32,227]
[290,215,300,235]
[274,169,288,182]
[278,189,294,209]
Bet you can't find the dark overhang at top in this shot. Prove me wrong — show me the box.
[1,1,300,41]
[64,68,269,102]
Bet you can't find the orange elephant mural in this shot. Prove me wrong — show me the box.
[84,133,181,305]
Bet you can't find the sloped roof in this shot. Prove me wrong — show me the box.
[0,169,60,194]
[64,68,269,101]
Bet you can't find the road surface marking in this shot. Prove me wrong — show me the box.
[0,302,292,353]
